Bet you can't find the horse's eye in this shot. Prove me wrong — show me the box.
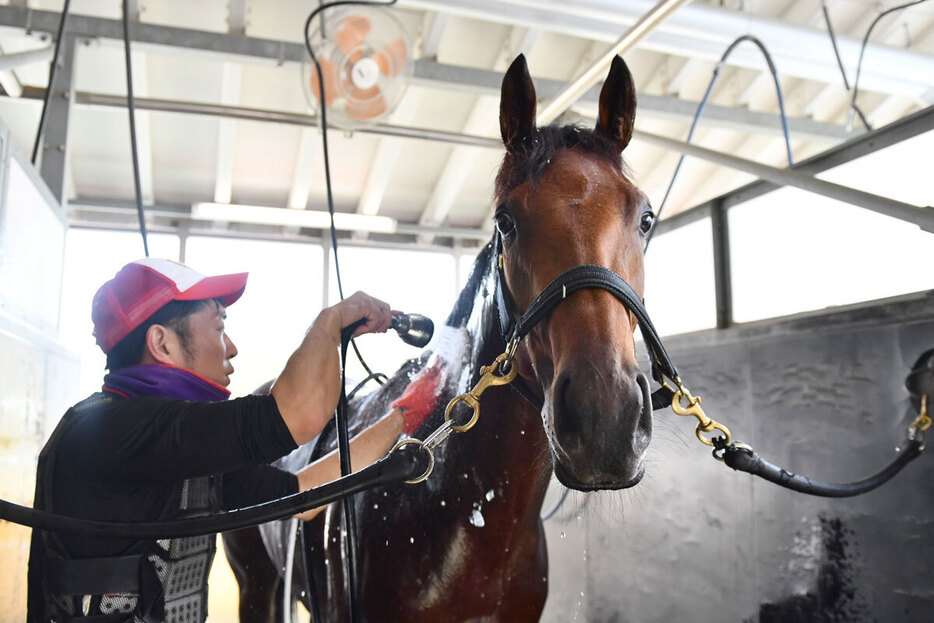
[495,212,516,237]
[639,210,655,236]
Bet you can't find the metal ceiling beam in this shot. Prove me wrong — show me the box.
[537,0,691,125]
[635,127,934,231]
[127,50,155,205]
[34,89,502,148]
[653,104,934,236]
[355,11,450,229]
[0,6,851,141]
[420,27,541,242]
[399,0,934,102]
[212,63,241,204]
[288,128,318,210]
[67,198,492,241]
[227,0,249,36]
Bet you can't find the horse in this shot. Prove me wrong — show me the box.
[223,52,656,622]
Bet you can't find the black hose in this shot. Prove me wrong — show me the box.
[820,1,872,130]
[645,35,793,251]
[336,319,366,623]
[722,440,924,497]
[121,0,150,257]
[30,0,72,165]
[850,0,931,132]
[0,448,422,538]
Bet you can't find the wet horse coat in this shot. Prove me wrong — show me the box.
[224,53,656,622]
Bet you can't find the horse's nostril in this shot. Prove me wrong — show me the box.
[553,373,581,440]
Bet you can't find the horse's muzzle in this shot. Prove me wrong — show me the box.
[548,367,652,491]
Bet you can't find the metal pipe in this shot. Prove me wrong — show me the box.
[0,45,53,71]
[634,128,934,232]
[73,91,502,149]
[536,0,692,125]
[68,199,493,241]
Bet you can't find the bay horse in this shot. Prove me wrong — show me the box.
[224,52,656,622]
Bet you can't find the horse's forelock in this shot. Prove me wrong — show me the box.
[493,125,628,204]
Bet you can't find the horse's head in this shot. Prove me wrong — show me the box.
[495,54,654,491]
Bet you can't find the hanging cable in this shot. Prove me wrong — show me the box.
[305,0,398,382]
[849,0,931,132]
[302,5,399,621]
[645,35,794,251]
[122,0,150,257]
[820,0,872,130]
[30,0,72,166]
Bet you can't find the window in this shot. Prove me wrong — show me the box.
[184,236,323,397]
[643,218,717,336]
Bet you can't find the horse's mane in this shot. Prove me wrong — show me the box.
[494,124,629,203]
[444,240,495,328]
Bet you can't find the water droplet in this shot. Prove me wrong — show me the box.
[373,503,379,509]
[440,500,446,507]
[520,430,525,435]
[580,591,585,597]
[301,591,306,597]
[385,540,389,546]
[560,531,566,539]
[410,537,415,544]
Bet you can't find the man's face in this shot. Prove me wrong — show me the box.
[180,302,238,387]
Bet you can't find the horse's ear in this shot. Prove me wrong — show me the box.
[500,54,537,152]
[596,55,637,152]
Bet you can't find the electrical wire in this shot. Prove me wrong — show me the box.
[644,35,794,251]
[304,0,398,382]
[122,0,150,257]
[849,0,931,131]
[301,5,399,620]
[820,0,872,130]
[30,0,72,165]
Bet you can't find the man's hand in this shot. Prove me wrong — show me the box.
[327,291,394,338]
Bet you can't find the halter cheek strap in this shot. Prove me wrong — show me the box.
[493,234,677,411]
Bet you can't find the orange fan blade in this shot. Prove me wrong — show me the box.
[346,86,387,120]
[374,38,407,77]
[309,57,345,106]
[336,15,371,64]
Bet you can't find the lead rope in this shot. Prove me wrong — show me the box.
[417,253,929,498]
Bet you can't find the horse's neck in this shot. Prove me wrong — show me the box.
[421,255,551,518]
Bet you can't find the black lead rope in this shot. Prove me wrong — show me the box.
[0,450,421,538]
[491,239,927,498]
[720,439,925,498]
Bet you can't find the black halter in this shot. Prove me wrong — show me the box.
[492,234,677,411]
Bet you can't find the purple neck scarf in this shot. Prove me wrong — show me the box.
[103,364,230,402]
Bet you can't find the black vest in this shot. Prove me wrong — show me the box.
[27,394,220,623]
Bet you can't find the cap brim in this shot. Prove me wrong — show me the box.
[175,272,248,307]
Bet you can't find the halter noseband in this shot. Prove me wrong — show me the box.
[492,234,678,411]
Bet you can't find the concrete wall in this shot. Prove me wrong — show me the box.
[0,123,79,619]
[543,292,934,622]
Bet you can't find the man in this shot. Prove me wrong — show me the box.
[27,258,429,623]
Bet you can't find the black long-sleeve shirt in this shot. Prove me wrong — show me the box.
[44,392,299,558]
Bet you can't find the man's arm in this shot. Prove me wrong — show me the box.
[292,409,405,521]
[270,291,393,446]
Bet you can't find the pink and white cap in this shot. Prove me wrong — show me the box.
[92,258,248,353]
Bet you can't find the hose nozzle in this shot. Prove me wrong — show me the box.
[391,313,434,348]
